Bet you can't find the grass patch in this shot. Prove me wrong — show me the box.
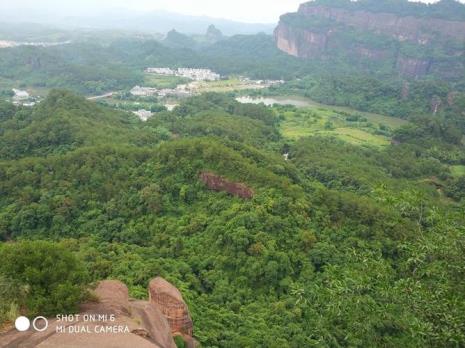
[194,79,259,93]
[143,74,190,89]
[326,128,390,146]
[451,165,465,177]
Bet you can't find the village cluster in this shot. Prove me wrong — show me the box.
[145,67,221,81]
[11,88,37,107]
[128,70,284,121]
[130,84,191,98]
[0,40,71,49]
[4,67,284,122]
[130,67,222,99]
[131,67,283,99]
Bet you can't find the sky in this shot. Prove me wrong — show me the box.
[0,0,462,23]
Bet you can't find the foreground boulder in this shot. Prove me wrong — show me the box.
[0,279,183,348]
[149,277,193,337]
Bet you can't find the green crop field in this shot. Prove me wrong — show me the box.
[279,102,407,147]
[143,74,190,89]
[451,165,465,177]
[195,78,266,93]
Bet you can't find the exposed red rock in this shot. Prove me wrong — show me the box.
[149,277,193,337]
[401,82,410,100]
[275,24,328,58]
[274,3,465,78]
[199,171,254,199]
[447,92,459,106]
[92,280,131,316]
[297,4,465,43]
[430,96,442,114]
[396,56,431,78]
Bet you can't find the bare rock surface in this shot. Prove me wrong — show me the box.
[199,171,254,199]
[149,277,193,337]
[274,3,465,78]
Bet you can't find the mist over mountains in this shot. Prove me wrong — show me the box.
[0,8,275,36]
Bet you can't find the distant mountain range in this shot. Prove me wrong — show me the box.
[0,8,275,36]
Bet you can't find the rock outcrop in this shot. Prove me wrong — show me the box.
[274,1,465,79]
[149,277,197,348]
[0,278,193,348]
[206,24,223,42]
[395,56,431,78]
[199,171,254,199]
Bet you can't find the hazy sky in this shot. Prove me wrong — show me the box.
[0,0,461,23]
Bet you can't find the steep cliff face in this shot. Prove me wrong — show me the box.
[297,4,465,44]
[149,277,197,348]
[274,1,465,79]
[275,24,328,58]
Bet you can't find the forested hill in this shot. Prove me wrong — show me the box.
[275,0,465,80]
[301,0,465,20]
[0,90,164,159]
[0,90,464,346]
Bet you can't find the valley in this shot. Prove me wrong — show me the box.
[0,1,464,347]
[236,95,408,146]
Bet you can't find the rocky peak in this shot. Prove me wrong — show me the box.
[206,24,223,41]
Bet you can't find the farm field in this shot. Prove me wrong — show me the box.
[186,78,269,93]
[451,165,465,177]
[143,74,190,89]
[278,102,408,147]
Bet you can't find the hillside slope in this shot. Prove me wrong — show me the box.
[0,91,464,346]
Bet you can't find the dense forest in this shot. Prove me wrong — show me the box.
[0,90,464,347]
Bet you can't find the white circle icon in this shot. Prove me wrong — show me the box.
[15,316,30,332]
[32,316,49,332]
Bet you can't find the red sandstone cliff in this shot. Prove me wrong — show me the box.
[149,277,197,348]
[297,4,465,44]
[274,2,465,78]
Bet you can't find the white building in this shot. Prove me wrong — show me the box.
[133,109,152,121]
[177,68,220,81]
[145,67,221,81]
[130,86,158,97]
[12,89,30,101]
[0,41,17,48]
[0,40,71,49]
[145,67,175,75]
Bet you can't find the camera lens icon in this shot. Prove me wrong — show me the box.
[32,316,49,332]
[15,316,30,331]
[15,316,49,332]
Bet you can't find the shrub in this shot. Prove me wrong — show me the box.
[0,240,88,317]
